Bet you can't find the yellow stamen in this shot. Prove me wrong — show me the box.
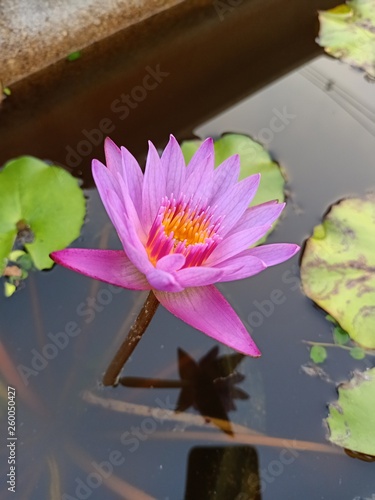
[162,208,211,245]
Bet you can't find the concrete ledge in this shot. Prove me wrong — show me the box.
[0,0,185,85]
[0,0,340,176]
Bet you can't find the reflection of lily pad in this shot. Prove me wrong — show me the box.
[326,368,375,456]
[317,1,375,79]
[181,134,285,243]
[301,197,375,349]
[0,156,85,273]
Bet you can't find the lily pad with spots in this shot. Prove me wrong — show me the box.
[0,156,85,275]
[317,0,375,79]
[181,134,285,243]
[326,367,375,456]
[301,197,375,349]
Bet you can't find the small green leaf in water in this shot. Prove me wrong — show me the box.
[301,196,375,349]
[310,345,328,364]
[18,255,33,272]
[349,346,366,360]
[317,0,375,79]
[333,325,350,345]
[67,51,82,61]
[325,314,337,324]
[326,367,375,456]
[4,282,16,298]
[8,250,26,261]
[181,134,285,244]
[0,156,86,274]
[3,87,11,96]
[16,253,33,271]
[329,4,352,15]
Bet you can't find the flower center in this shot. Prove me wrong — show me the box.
[146,196,221,267]
[162,203,212,245]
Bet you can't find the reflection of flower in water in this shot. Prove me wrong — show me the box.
[119,346,249,434]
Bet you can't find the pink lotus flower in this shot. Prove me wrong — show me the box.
[51,136,299,357]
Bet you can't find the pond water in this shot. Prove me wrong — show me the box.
[1,1,375,499]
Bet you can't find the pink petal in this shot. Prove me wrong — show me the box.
[92,159,125,228]
[112,169,146,242]
[247,243,300,266]
[207,224,271,266]
[214,174,261,236]
[104,139,144,237]
[181,165,214,204]
[215,255,267,282]
[104,137,122,175]
[209,155,240,205]
[161,135,186,197]
[175,266,224,287]
[154,285,261,356]
[156,253,186,272]
[120,146,144,217]
[186,138,214,177]
[50,249,151,290]
[228,201,284,236]
[142,141,166,231]
[105,190,153,276]
[146,268,184,292]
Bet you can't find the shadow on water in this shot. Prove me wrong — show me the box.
[1,0,375,498]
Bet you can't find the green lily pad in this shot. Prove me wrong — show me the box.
[181,134,285,243]
[301,197,375,349]
[310,345,328,364]
[326,367,375,455]
[317,0,375,79]
[0,156,85,273]
[349,346,366,359]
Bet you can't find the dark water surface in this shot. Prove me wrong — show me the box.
[1,1,375,499]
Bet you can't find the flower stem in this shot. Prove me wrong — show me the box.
[102,291,160,386]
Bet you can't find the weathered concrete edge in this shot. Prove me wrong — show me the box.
[0,0,187,86]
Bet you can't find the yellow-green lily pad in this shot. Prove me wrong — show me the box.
[326,367,375,456]
[0,156,85,274]
[301,197,375,349]
[181,134,285,243]
[317,0,375,79]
